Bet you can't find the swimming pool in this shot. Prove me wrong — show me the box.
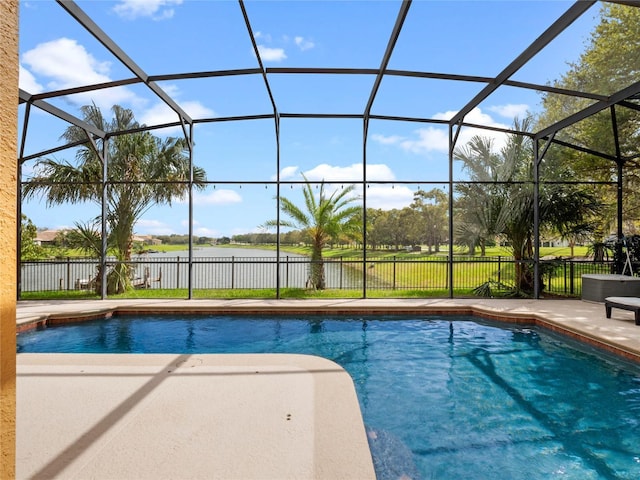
[18,314,640,479]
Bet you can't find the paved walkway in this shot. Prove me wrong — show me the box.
[14,298,640,479]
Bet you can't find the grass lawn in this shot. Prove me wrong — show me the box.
[201,243,591,259]
[23,287,481,301]
[44,242,591,260]
[22,244,601,300]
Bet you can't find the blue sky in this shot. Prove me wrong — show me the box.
[18,0,601,238]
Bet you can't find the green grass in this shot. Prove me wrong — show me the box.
[199,243,590,260]
[22,287,482,301]
[151,244,198,253]
[20,290,100,300]
[37,242,591,260]
[21,244,600,301]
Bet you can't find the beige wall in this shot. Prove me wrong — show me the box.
[0,0,19,478]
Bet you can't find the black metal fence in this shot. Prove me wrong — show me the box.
[19,255,617,298]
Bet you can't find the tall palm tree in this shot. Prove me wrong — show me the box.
[22,104,207,294]
[454,118,599,294]
[264,175,361,289]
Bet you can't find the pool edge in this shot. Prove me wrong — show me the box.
[16,298,640,364]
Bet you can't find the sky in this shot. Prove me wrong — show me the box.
[18,0,602,238]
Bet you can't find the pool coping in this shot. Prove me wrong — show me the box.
[16,297,640,363]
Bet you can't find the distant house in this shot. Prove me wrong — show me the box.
[34,229,61,246]
[132,234,162,246]
[541,238,570,248]
[35,230,162,247]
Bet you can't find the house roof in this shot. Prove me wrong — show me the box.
[34,230,61,243]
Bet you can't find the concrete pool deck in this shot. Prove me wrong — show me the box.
[15,297,640,479]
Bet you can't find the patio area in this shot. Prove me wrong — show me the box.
[15,297,640,479]
[5,1,640,478]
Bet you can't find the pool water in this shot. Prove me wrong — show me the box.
[18,315,640,480]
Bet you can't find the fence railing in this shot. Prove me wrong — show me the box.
[19,255,616,297]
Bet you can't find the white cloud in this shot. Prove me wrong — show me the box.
[22,38,213,131]
[302,163,395,182]
[22,38,110,88]
[254,31,271,42]
[139,100,215,131]
[154,8,177,20]
[257,45,287,62]
[136,219,175,235]
[159,83,180,97]
[365,185,415,210]
[371,127,450,154]
[21,38,138,109]
[192,189,242,206]
[432,106,506,126]
[113,0,183,20]
[181,101,215,119]
[488,103,530,119]
[19,65,43,94]
[453,107,511,152]
[295,36,315,51]
[137,83,214,132]
[365,164,396,181]
[139,102,179,127]
[372,107,513,156]
[278,166,299,180]
[400,128,450,154]
[193,226,221,237]
[371,133,404,145]
[255,31,312,62]
[277,163,405,209]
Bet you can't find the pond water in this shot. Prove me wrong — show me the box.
[23,246,363,291]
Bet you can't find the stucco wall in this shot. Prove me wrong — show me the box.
[0,0,19,478]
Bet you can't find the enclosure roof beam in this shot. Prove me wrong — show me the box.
[268,68,380,75]
[267,67,607,102]
[607,0,640,7]
[535,79,640,140]
[21,65,608,110]
[19,140,91,163]
[280,113,363,119]
[449,0,595,126]
[21,79,139,103]
[150,68,263,81]
[503,79,606,101]
[364,0,412,118]
[195,114,275,124]
[239,0,280,119]
[619,100,640,112]
[19,89,106,139]
[56,0,193,125]
[549,137,621,163]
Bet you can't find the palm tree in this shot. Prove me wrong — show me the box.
[264,175,361,289]
[454,118,600,294]
[453,135,509,257]
[60,220,110,292]
[22,104,207,294]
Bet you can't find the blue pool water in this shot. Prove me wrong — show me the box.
[18,315,640,479]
